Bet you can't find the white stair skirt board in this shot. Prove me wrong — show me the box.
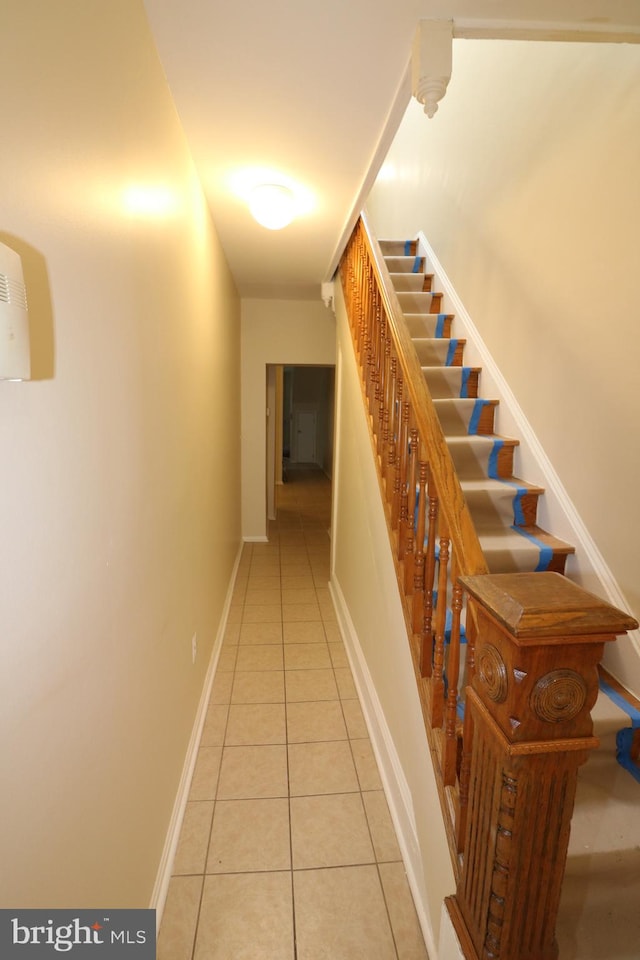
[414,230,640,689]
[438,904,466,960]
[329,574,440,960]
[149,540,244,933]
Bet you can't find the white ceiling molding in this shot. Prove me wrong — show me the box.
[409,13,640,126]
[452,19,640,43]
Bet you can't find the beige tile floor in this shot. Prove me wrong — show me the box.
[158,467,429,960]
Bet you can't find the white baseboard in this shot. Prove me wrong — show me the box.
[243,535,269,543]
[150,541,244,931]
[329,575,438,960]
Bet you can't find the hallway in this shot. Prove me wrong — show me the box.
[158,467,429,960]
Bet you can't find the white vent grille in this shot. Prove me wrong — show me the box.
[0,273,28,311]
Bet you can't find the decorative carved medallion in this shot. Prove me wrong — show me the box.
[477,644,508,703]
[531,669,587,723]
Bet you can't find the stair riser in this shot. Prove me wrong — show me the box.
[448,439,516,480]
[422,368,480,399]
[434,399,497,436]
[463,486,541,528]
[379,240,417,257]
[397,291,444,314]
[405,314,453,339]
[384,255,425,274]
[414,339,465,367]
[389,273,433,293]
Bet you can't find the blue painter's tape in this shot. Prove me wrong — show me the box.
[445,607,467,644]
[460,367,471,399]
[599,676,640,783]
[616,729,640,783]
[599,677,640,726]
[435,314,445,339]
[488,439,504,479]
[512,489,526,526]
[468,399,488,436]
[404,240,412,256]
[491,475,530,526]
[445,339,458,366]
[412,256,422,273]
[510,525,553,571]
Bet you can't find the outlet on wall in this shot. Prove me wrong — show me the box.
[191,633,197,664]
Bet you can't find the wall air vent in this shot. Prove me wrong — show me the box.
[0,242,30,380]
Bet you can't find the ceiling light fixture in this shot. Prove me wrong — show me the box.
[249,183,296,230]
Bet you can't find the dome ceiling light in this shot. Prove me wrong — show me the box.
[248,183,296,230]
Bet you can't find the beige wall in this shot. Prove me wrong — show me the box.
[241,298,336,538]
[0,1,241,907]
[367,39,640,690]
[331,284,455,953]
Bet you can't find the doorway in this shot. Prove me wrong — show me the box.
[266,364,335,519]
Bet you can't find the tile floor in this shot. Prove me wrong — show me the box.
[158,467,429,960]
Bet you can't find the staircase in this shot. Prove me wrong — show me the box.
[340,216,639,960]
[379,239,575,577]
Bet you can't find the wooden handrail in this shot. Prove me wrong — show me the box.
[338,214,638,960]
[339,213,489,870]
[360,210,488,578]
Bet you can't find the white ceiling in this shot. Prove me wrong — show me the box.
[143,0,640,300]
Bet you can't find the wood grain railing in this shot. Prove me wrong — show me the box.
[339,213,638,960]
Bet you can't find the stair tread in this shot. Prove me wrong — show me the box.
[385,256,425,274]
[478,527,574,574]
[413,336,466,344]
[476,523,573,550]
[433,397,498,407]
[460,476,545,495]
[461,476,545,528]
[446,433,519,448]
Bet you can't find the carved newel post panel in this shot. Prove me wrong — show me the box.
[446,572,638,960]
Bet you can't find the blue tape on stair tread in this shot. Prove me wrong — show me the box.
[445,339,458,367]
[599,677,640,726]
[412,256,422,273]
[615,729,640,783]
[468,399,489,436]
[599,676,640,783]
[510,526,553,571]
[492,475,530,526]
[460,367,471,399]
[512,489,526,526]
[404,240,412,256]
[488,439,504,479]
[435,314,446,339]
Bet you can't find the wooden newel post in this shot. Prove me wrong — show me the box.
[446,572,638,960]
